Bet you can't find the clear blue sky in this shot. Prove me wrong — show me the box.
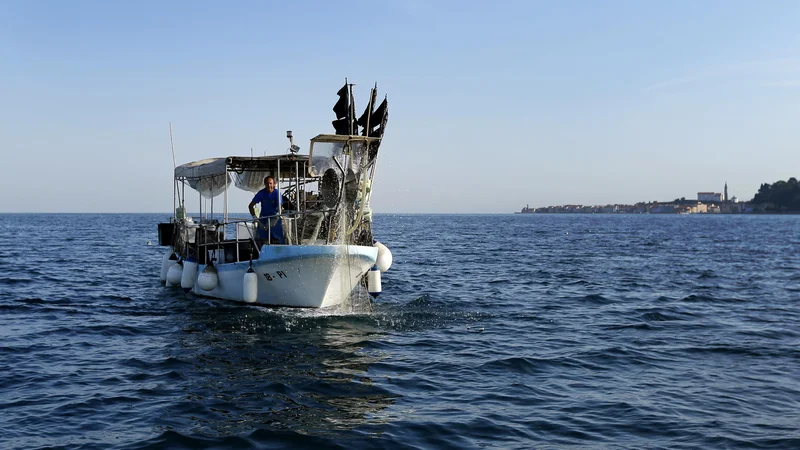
[2,0,799,213]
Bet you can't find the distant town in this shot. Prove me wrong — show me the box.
[519,183,772,214]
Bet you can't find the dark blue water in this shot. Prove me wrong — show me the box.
[2,214,799,449]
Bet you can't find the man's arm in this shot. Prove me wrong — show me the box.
[248,201,257,218]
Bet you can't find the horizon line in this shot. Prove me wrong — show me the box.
[0,211,521,215]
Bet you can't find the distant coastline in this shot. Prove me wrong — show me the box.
[516,201,762,215]
[520,178,800,215]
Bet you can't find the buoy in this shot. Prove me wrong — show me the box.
[367,266,382,297]
[374,241,392,272]
[160,248,175,282]
[181,256,198,292]
[147,240,152,246]
[197,262,218,291]
[243,266,258,303]
[166,259,183,286]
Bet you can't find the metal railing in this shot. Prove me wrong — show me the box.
[192,208,336,264]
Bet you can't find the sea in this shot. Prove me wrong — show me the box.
[1,213,799,449]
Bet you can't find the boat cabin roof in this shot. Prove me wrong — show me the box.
[174,134,381,181]
[173,134,382,197]
[174,155,310,180]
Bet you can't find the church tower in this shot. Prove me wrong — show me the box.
[724,182,728,202]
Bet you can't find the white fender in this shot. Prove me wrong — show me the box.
[197,263,219,291]
[243,267,258,303]
[166,260,183,286]
[160,248,175,282]
[181,256,198,292]
[367,267,382,297]
[374,241,392,272]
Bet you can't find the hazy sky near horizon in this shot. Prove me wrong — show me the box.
[2,0,800,213]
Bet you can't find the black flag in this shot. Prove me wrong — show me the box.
[357,84,378,134]
[332,83,348,119]
[368,97,389,138]
[331,80,356,135]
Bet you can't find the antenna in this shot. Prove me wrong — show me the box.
[169,122,184,209]
[169,122,177,169]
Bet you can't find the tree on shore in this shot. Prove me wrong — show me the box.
[752,178,800,211]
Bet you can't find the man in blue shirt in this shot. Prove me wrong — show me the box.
[248,176,283,243]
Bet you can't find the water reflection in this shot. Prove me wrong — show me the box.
[162,301,397,438]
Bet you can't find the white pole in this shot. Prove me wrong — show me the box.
[169,122,177,168]
[277,157,281,215]
[224,167,228,224]
[170,122,177,219]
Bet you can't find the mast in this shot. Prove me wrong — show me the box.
[348,83,356,136]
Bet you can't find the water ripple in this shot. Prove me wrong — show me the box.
[1,213,799,449]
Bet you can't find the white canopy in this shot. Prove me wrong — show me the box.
[174,155,310,198]
[174,158,227,179]
[174,158,231,199]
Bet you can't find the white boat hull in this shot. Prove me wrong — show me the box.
[192,245,378,308]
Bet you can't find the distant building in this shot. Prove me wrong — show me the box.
[724,182,728,202]
[651,204,676,214]
[698,192,722,202]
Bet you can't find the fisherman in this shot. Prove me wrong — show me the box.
[248,176,283,243]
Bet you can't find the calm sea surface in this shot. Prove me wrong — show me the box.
[1,213,799,449]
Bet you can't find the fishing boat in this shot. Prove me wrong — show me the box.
[156,81,393,308]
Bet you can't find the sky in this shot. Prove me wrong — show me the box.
[1,0,799,213]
